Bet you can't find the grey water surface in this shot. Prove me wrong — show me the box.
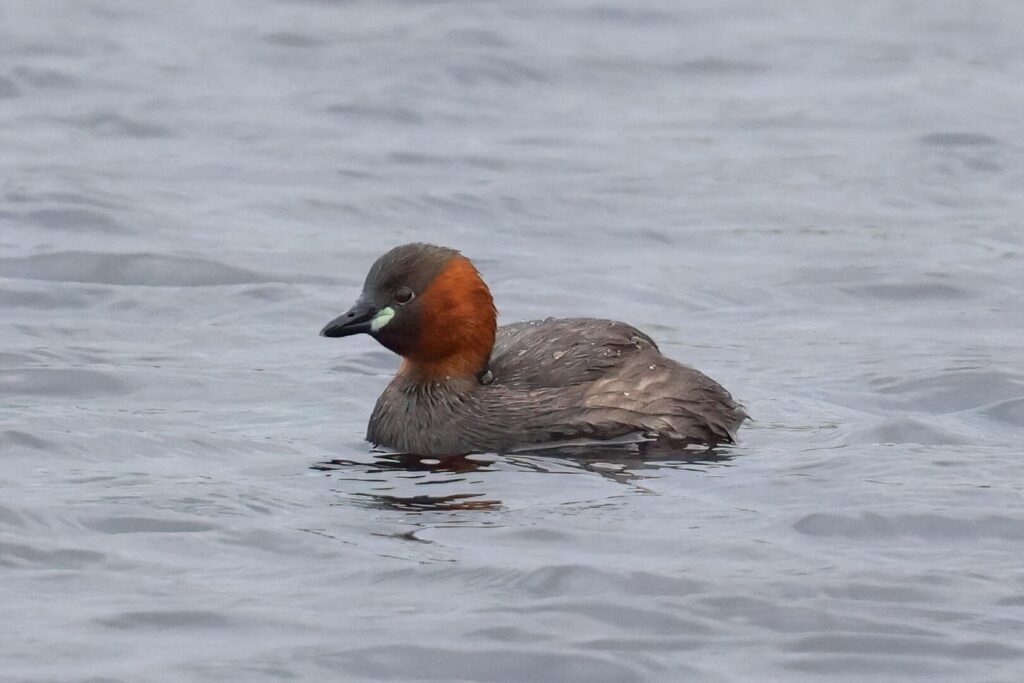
[3,1,1024,681]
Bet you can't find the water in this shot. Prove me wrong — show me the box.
[3,1,1024,680]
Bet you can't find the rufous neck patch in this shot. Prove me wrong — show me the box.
[403,256,496,380]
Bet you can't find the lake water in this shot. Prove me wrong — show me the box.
[3,1,1024,681]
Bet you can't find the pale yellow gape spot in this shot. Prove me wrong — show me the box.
[370,306,395,332]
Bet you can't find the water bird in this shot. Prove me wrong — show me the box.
[321,243,746,456]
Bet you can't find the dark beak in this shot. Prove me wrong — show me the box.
[320,302,377,338]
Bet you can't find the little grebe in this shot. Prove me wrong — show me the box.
[321,243,746,455]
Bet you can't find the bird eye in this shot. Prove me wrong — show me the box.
[393,287,414,305]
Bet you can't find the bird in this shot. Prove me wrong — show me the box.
[321,243,746,456]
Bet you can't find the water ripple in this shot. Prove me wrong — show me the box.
[794,513,1024,540]
[0,368,128,397]
[0,252,289,286]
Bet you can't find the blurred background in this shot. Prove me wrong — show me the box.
[2,1,1023,681]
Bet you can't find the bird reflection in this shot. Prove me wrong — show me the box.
[352,491,501,512]
[312,451,496,475]
[313,452,500,512]
[511,441,736,488]
[312,443,737,512]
